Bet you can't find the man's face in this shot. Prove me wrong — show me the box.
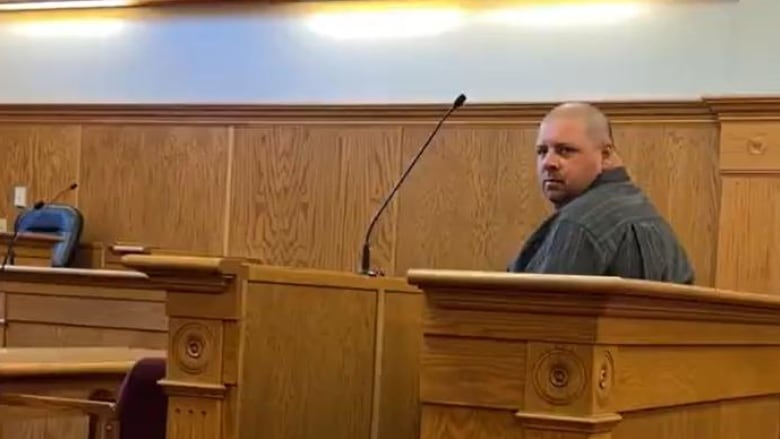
[535,117,605,207]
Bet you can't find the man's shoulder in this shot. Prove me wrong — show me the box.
[558,182,661,237]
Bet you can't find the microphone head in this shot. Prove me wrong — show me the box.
[453,93,467,109]
[68,183,78,190]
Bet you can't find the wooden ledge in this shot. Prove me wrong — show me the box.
[158,380,227,399]
[0,394,116,418]
[0,347,165,377]
[406,269,780,309]
[0,265,147,280]
[408,269,780,325]
[515,412,622,433]
[121,254,244,293]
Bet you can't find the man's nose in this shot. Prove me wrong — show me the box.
[541,152,561,170]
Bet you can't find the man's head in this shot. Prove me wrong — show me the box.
[535,102,620,208]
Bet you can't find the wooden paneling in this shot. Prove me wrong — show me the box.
[0,125,80,225]
[6,294,166,331]
[715,114,780,294]
[0,101,726,287]
[237,282,377,439]
[421,336,526,408]
[614,397,780,439]
[379,291,422,439]
[5,322,166,349]
[396,125,546,273]
[616,346,780,411]
[79,125,230,254]
[420,405,521,439]
[0,417,87,439]
[716,176,780,293]
[230,125,400,272]
[720,122,780,172]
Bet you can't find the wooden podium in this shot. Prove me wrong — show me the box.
[123,255,421,439]
[407,269,780,439]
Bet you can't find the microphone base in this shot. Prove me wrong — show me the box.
[358,268,385,277]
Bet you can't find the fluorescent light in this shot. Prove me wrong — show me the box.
[0,0,133,11]
[480,2,648,28]
[8,18,126,37]
[305,7,465,40]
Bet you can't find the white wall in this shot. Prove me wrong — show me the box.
[0,0,776,104]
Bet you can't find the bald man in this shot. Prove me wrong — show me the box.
[508,102,694,284]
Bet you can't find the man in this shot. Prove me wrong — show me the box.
[508,102,694,284]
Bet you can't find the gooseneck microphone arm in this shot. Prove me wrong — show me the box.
[359,94,467,276]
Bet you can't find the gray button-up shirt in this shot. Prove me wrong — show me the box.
[508,167,694,284]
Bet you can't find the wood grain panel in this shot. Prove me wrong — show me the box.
[0,124,80,226]
[0,416,87,439]
[237,282,377,439]
[396,125,534,273]
[229,125,401,272]
[614,123,720,285]
[0,292,4,346]
[720,122,780,172]
[716,176,780,294]
[420,405,522,439]
[616,346,780,411]
[5,322,166,349]
[6,294,167,331]
[379,291,422,439]
[614,396,779,439]
[79,125,229,254]
[421,336,526,408]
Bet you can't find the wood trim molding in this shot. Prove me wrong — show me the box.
[705,96,780,121]
[0,97,776,124]
[0,101,714,124]
[515,412,622,434]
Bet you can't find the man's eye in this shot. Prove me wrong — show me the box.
[558,146,576,155]
[536,146,547,156]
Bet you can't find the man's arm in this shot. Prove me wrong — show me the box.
[530,219,608,275]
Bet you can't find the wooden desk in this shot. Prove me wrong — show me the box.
[0,232,60,267]
[407,269,780,439]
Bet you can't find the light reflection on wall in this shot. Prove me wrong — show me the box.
[305,7,466,40]
[304,1,650,40]
[480,2,648,28]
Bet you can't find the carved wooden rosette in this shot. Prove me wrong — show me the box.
[123,255,242,439]
[521,343,620,438]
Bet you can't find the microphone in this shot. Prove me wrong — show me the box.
[1,182,78,272]
[358,93,467,277]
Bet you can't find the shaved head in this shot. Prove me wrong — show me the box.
[542,102,614,147]
[534,102,621,208]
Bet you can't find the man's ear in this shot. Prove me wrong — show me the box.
[601,144,616,166]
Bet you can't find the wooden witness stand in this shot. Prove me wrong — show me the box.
[2,255,780,438]
[408,270,780,439]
